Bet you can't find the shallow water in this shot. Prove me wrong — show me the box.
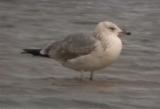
[0,0,160,109]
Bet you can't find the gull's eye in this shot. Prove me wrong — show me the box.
[109,27,115,31]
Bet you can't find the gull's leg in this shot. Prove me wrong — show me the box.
[80,71,84,80]
[89,71,94,80]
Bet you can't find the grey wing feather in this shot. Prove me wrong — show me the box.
[63,33,96,54]
[42,33,96,61]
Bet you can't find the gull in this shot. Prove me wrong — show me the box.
[23,21,131,80]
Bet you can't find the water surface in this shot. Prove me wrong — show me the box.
[0,0,160,109]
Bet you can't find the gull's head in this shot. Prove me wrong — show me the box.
[95,21,131,37]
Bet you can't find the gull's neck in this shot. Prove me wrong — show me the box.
[94,30,121,50]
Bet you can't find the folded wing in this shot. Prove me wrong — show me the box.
[41,33,96,62]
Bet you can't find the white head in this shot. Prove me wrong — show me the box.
[95,21,131,38]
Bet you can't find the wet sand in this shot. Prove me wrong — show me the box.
[0,0,160,109]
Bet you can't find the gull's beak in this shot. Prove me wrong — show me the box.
[123,31,131,35]
[118,29,131,37]
[122,29,131,35]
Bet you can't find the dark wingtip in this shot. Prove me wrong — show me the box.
[21,48,41,56]
[21,48,49,57]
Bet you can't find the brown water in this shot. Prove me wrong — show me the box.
[0,0,160,109]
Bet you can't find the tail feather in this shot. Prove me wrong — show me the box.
[22,48,48,57]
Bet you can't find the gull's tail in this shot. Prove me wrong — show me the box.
[22,48,49,57]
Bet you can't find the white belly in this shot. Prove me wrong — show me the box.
[64,36,122,72]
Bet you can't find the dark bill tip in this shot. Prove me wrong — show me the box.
[125,31,131,35]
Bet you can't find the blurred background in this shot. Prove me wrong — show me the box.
[0,0,160,109]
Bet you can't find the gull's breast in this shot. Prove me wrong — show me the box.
[103,37,122,64]
[90,36,122,69]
